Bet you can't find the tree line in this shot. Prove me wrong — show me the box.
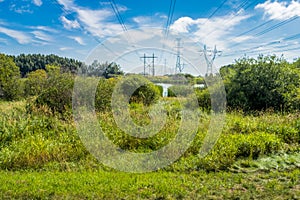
[0,52,300,112]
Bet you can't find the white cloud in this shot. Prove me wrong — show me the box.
[0,26,32,44]
[33,26,58,33]
[10,4,32,14]
[132,13,167,27]
[255,0,300,20]
[170,17,197,33]
[32,0,42,6]
[69,36,85,45]
[60,47,73,51]
[57,0,74,10]
[133,16,152,25]
[57,0,124,38]
[170,12,250,49]
[60,16,80,29]
[31,30,53,41]
[0,38,7,44]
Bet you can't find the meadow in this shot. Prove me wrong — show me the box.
[0,100,299,199]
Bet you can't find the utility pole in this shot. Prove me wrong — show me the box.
[200,45,222,76]
[175,38,184,74]
[140,53,157,76]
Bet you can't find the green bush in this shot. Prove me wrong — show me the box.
[167,85,193,97]
[155,85,163,97]
[95,78,118,112]
[25,69,47,96]
[195,88,211,110]
[118,75,160,106]
[34,73,74,114]
[221,55,300,111]
[0,54,23,100]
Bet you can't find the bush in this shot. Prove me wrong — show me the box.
[195,88,211,110]
[118,75,160,106]
[155,85,163,97]
[221,55,300,111]
[168,85,193,97]
[25,69,47,96]
[34,73,74,114]
[0,54,23,100]
[95,78,118,112]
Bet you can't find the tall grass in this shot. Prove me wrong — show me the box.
[0,101,299,171]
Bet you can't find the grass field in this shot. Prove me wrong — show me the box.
[0,169,299,199]
[0,100,299,199]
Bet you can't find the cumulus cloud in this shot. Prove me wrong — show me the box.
[255,0,300,20]
[32,0,42,6]
[170,12,250,49]
[60,16,80,29]
[170,17,198,33]
[0,26,32,44]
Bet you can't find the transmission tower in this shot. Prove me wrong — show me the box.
[140,53,157,76]
[200,45,222,76]
[175,38,184,74]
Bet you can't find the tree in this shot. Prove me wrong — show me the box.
[13,53,85,77]
[86,61,124,78]
[103,62,124,78]
[0,54,23,100]
[221,55,300,111]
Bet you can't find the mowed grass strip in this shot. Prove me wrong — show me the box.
[0,169,299,199]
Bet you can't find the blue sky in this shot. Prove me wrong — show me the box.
[0,0,300,74]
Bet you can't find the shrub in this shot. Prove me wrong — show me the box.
[168,85,193,97]
[25,69,47,96]
[118,75,160,106]
[0,54,23,100]
[95,78,118,112]
[155,85,163,97]
[34,73,74,114]
[221,55,300,111]
[195,88,211,110]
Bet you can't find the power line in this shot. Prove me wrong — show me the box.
[201,0,252,41]
[223,31,300,57]
[237,19,274,38]
[164,0,177,36]
[202,0,229,26]
[255,16,299,37]
[109,0,128,32]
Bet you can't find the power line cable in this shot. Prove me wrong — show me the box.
[255,16,299,37]
[202,0,229,26]
[109,0,128,32]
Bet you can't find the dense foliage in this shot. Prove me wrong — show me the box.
[221,55,300,111]
[24,69,48,96]
[12,54,85,77]
[0,54,23,100]
[86,60,124,78]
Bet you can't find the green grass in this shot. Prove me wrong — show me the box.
[0,169,299,199]
[0,100,299,198]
